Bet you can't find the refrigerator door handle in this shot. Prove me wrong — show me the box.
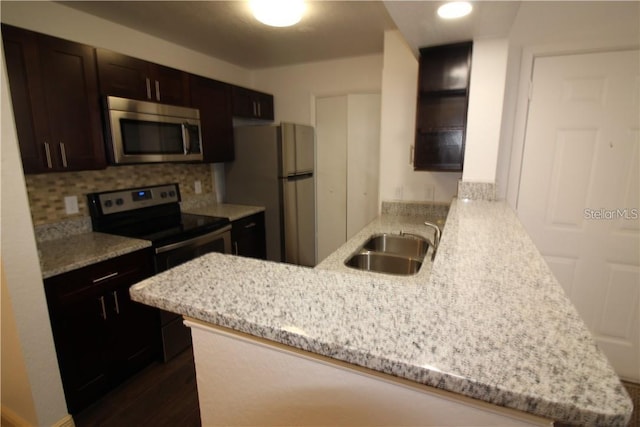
[282,179,299,265]
[284,172,313,180]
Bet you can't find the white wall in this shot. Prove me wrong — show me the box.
[378,30,461,204]
[462,38,509,184]
[1,47,69,425]
[0,1,252,86]
[252,54,383,125]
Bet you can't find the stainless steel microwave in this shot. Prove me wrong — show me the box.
[105,96,203,164]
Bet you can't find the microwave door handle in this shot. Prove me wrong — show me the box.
[181,122,190,154]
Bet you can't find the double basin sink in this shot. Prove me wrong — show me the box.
[345,233,431,276]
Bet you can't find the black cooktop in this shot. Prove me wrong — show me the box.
[109,212,230,247]
[87,183,230,247]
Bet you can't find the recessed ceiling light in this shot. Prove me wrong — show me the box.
[437,2,473,19]
[250,0,306,27]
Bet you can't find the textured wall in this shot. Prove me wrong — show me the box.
[25,164,214,225]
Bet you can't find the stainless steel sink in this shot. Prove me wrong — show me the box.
[362,233,429,259]
[345,233,430,276]
[345,251,423,276]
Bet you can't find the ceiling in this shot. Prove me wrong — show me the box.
[384,1,521,55]
[59,1,396,69]
[59,1,522,70]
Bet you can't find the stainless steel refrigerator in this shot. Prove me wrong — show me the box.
[225,123,316,266]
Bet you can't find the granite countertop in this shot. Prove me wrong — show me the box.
[129,199,632,426]
[183,202,265,222]
[36,203,263,279]
[38,232,151,279]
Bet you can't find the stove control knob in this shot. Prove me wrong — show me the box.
[169,190,176,198]
[116,198,124,206]
[104,200,113,208]
[160,191,168,198]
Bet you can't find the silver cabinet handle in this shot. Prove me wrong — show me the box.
[257,102,261,117]
[253,101,257,117]
[99,296,107,320]
[146,77,151,99]
[234,241,239,255]
[92,271,119,284]
[59,142,68,168]
[155,80,160,101]
[112,291,120,315]
[44,142,53,168]
[244,222,257,229]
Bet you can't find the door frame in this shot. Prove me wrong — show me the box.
[504,40,640,210]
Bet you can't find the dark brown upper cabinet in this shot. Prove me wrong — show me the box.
[96,49,190,106]
[189,75,235,162]
[232,86,274,121]
[2,24,106,173]
[414,41,472,172]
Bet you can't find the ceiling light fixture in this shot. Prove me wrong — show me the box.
[250,0,306,27]
[437,2,473,19]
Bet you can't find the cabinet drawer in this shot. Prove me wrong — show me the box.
[232,213,264,237]
[45,249,153,310]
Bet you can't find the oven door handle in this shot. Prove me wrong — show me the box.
[155,225,232,254]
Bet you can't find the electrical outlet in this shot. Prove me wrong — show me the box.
[394,186,404,200]
[64,196,79,214]
[194,180,202,194]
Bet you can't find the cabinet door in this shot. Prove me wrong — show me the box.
[232,213,267,260]
[231,86,274,120]
[189,75,234,162]
[256,92,275,121]
[98,250,157,385]
[45,270,111,414]
[152,64,190,105]
[97,49,190,105]
[96,48,150,101]
[2,25,105,173]
[38,34,106,171]
[1,24,49,173]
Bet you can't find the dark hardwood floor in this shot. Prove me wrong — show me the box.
[74,348,200,427]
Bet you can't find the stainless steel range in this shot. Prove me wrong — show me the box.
[88,183,231,361]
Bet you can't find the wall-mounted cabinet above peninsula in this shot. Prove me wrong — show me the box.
[414,41,472,172]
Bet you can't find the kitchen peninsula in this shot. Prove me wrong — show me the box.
[130,199,633,426]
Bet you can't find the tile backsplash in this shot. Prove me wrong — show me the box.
[25,163,215,225]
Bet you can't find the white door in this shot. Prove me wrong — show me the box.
[316,94,381,263]
[346,94,381,240]
[316,96,348,262]
[517,50,639,381]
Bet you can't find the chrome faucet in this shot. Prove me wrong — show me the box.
[424,221,441,261]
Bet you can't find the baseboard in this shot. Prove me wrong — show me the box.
[51,414,75,427]
[0,406,75,427]
[1,405,30,427]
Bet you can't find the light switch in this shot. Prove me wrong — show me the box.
[194,180,202,194]
[64,195,79,214]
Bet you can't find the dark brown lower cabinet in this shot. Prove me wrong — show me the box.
[231,212,267,260]
[44,249,158,414]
